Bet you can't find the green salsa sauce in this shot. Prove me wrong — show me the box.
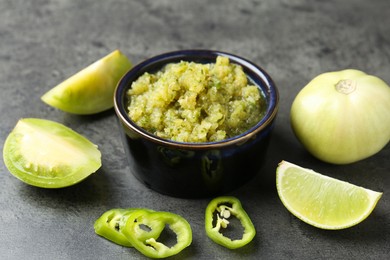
[126,56,266,143]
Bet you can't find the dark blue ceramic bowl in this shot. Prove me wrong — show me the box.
[114,50,279,198]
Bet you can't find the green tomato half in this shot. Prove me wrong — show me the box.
[3,118,102,188]
[291,69,390,164]
[41,50,132,115]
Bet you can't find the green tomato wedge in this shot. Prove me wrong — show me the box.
[3,118,102,188]
[41,50,132,115]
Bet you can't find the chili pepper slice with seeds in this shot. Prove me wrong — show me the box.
[122,209,192,258]
[94,208,164,247]
[205,196,256,249]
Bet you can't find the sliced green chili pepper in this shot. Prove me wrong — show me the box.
[122,209,192,258]
[205,196,256,249]
[94,208,134,247]
[94,208,164,247]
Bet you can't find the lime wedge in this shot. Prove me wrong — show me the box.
[41,50,132,115]
[276,161,382,229]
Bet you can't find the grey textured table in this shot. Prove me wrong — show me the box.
[1,0,389,259]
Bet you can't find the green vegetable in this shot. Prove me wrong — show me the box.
[94,208,135,247]
[291,69,390,164]
[3,118,101,188]
[122,209,192,258]
[205,196,255,249]
[94,208,165,247]
[41,49,132,115]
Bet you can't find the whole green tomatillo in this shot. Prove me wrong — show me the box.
[291,69,390,164]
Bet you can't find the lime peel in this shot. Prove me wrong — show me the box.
[276,160,382,230]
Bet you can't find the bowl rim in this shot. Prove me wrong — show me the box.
[114,49,279,149]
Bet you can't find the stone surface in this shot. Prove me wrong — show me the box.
[0,0,389,259]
